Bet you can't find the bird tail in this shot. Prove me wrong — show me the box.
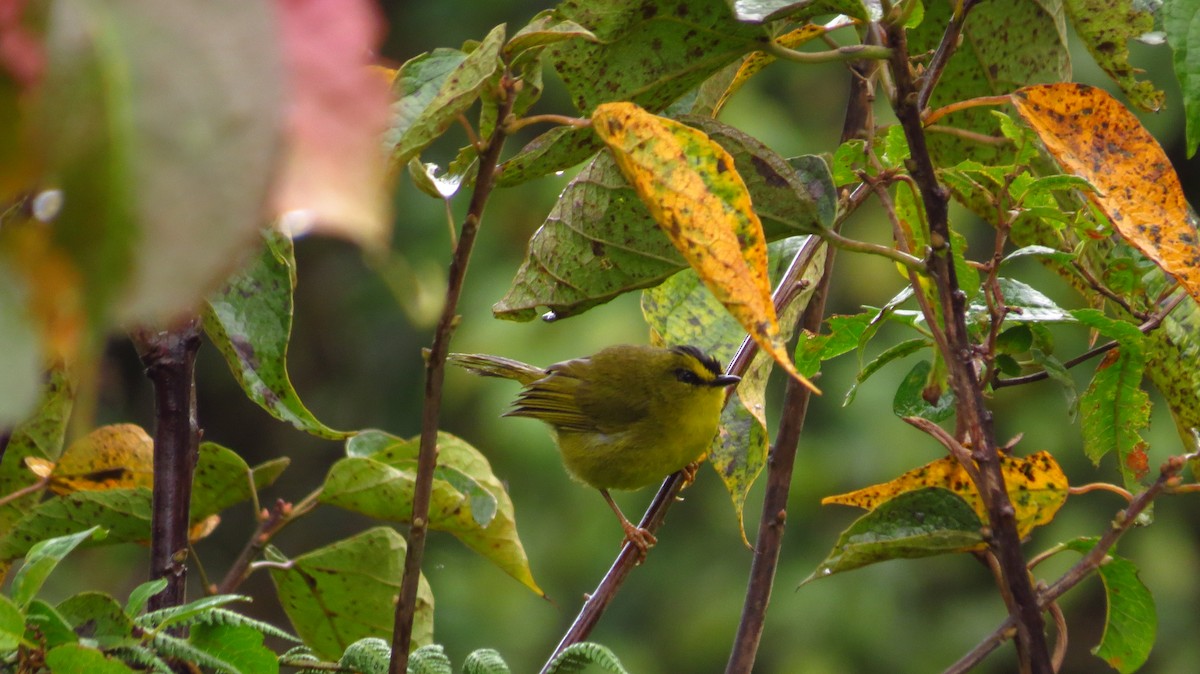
[447,352,546,386]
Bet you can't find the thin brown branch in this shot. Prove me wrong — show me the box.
[924,124,1008,146]
[993,292,1188,388]
[1067,482,1133,502]
[503,113,590,135]
[915,0,984,110]
[131,318,202,622]
[945,452,1195,673]
[884,18,1052,672]
[388,70,519,674]
[901,415,982,486]
[215,497,308,594]
[923,95,1012,127]
[0,475,49,508]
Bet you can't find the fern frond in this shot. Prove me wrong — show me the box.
[545,642,629,674]
[407,644,452,674]
[462,648,510,674]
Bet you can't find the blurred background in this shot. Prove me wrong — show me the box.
[49,1,1200,672]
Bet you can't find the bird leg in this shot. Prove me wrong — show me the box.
[600,489,656,559]
[680,459,703,487]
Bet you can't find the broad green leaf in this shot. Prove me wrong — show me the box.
[323,431,542,596]
[1001,245,1076,265]
[1165,0,1200,156]
[794,314,872,379]
[495,121,834,321]
[1012,84,1200,305]
[45,644,137,674]
[823,451,1068,539]
[908,0,1069,166]
[506,10,598,56]
[11,526,103,608]
[968,277,1076,325]
[1070,309,1148,347]
[0,594,24,651]
[729,0,869,23]
[804,488,985,583]
[547,0,763,113]
[1064,0,1163,111]
[40,0,282,326]
[844,338,928,407]
[388,24,505,165]
[642,236,823,543]
[593,102,813,390]
[204,229,348,439]
[892,360,954,423]
[1080,348,1151,488]
[25,599,77,649]
[495,125,601,187]
[0,488,152,561]
[1064,538,1156,674]
[267,528,434,661]
[125,579,168,617]
[56,592,136,650]
[189,622,279,674]
[191,442,289,523]
[0,366,73,535]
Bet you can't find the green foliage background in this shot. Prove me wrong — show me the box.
[51,1,1200,672]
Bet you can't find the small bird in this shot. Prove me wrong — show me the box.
[450,344,740,553]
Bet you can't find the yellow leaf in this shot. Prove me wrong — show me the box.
[1011,83,1200,304]
[822,451,1068,539]
[591,102,818,392]
[713,25,826,116]
[35,423,155,494]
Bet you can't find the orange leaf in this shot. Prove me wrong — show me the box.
[272,0,392,248]
[822,451,1068,539]
[712,25,826,116]
[1011,83,1200,303]
[591,102,817,392]
[27,423,154,494]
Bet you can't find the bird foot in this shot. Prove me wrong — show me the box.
[680,460,702,487]
[620,520,657,563]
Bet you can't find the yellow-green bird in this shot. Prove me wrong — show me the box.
[450,344,739,552]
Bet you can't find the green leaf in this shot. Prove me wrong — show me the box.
[189,622,279,674]
[203,229,348,439]
[804,488,985,584]
[408,643,453,674]
[545,642,631,674]
[25,599,77,649]
[1165,0,1200,157]
[41,0,281,327]
[1001,245,1076,265]
[892,360,954,422]
[1070,309,1148,348]
[795,314,872,379]
[340,637,394,674]
[907,0,1069,165]
[506,10,598,57]
[1080,347,1151,488]
[56,592,136,650]
[968,277,1076,325]
[1064,0,1164,112]
[1064,538,1156,674]
[494,121,834,321]
[124,579,167,617]
[267,528,434,661]
[463,648,511,674]
[11,526,104,608]
[388,24,505,165]
[191,442,288,522]
[0,366,74,534]
[0,489,152,562]
[547,0,764,114]
[844,338,928,407]
[45,644,137,674]
[0,594,24,651]
[323,432,541,596]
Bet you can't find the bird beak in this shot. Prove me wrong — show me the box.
[713,374,741,387]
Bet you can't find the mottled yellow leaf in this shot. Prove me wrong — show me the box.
[28,423,154,494]
[713,25,826,116]
[591,102,817,392]
[1012,83,1200,303]
[822,451,1068,539]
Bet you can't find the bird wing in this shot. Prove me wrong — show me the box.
[507,358,601,433]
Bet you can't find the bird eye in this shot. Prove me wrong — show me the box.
[674,368,702,385]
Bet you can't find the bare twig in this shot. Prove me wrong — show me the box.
[389,69,519,674]
[215,494,317,594]
[945,452,1195,673]
[901,416,982,487]
[915,0,984,110]
[883,18,1052,671]
[768,41,892,64]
